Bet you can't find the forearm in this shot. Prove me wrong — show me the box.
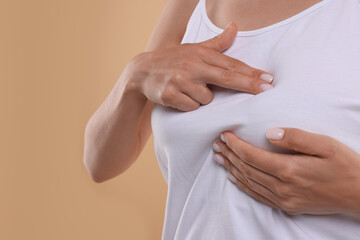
[83,67,147,183]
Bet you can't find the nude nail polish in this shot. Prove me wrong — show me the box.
[214,154,225,165]
[266,128,285,140]
[212,142,221,152]
[260,84,274,92]
[260,73,274,83]
[228,174,237,183]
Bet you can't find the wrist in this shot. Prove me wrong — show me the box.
[119,64,147,103]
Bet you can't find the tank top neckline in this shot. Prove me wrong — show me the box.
[200,0,335,37]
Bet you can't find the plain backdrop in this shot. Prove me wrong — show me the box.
[0,0,168,239]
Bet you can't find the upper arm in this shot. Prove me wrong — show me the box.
[144,0,199,52]
[136,0,199,156]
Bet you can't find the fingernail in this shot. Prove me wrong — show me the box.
[260,84,274,92]
[266,127,285,140]
[214,154,225,165]
[260,73,274,83]
[212,142,221,152]
[220,133,226,143]
[228,174,237,183]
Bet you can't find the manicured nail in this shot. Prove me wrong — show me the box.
[260,73,274,83]
[220,133,226,143]
[214,154,225,165]
[228,174,237,183]
[260,84,274,92]
[266,127,285,140]
[212,142,221,152]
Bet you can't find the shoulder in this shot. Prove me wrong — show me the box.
[145,0,200,52]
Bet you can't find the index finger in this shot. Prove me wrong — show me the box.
[200,48,274,83]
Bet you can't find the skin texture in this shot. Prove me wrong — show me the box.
[83,0,201,182]
[212,128,360,216]
[83,0,274,182]
[207,0,360,217]
[206,0,324,31]
[83,0,360,219]
[84,0,325,183]
[132,24,274,112]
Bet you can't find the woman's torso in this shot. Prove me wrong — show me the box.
[151,0,360,239]
[205,0,324,31]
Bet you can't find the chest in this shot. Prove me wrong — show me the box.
[151,0,360,179]
[205,0,324,31]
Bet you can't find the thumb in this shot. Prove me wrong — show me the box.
[265,127,335,158]
[197,21,237,52]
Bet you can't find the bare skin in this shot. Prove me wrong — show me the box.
[207,0,360,216]
[83,0,201,183]
[83,0,326,183]
[83,0,276,183]
[206,0,323,31]
[213,128,360,216]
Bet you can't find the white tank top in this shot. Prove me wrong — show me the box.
[151,0,360,239]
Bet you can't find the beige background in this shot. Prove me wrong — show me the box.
[0,0,168,239]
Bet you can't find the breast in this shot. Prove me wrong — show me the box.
[151,28,360,183]
[150,2,360,238]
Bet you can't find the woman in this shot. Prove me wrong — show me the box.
[83,0,360,239]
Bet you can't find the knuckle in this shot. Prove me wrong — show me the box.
[251,69,262,79]
[159,90,167,103]
[201,90,214,105]
[179,59,195,71]
[280,167,294,182]
[160,86,175,103]
[285,133,297,147]
[324,137,338,156]
[221,69,235,84]
[284,160,299,181]
[239,149,250,162]
[274,184,289,198]
[170,70,185,83]
[286,130,305,151]
[280,198,296,211]
[207,36,222,49]
[228,58,245,71]
[196,45,208,55]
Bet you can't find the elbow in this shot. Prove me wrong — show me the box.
[83,155,125,183]
[87,169,106,183]
[83,123,109,183]
[83,157,108,183]
[91,175,107,184]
